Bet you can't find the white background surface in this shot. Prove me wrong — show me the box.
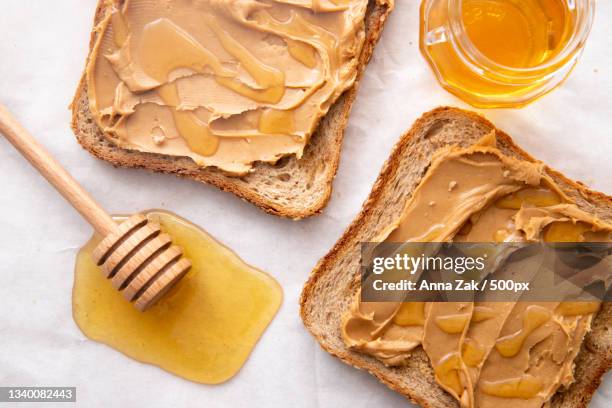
[0,1,610,407]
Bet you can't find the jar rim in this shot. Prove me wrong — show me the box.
[446,0,596,77]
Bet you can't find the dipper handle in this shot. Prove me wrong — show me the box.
[0,103,116,236]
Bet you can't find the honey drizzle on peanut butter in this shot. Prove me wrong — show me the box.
[435,313,471,334]
[88,0,369,174]
[341,135,612,408]
[393,302,426,326]
[122,16,286,155]
[495,305,551,358]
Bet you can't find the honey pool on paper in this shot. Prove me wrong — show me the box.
[73,210,283,384]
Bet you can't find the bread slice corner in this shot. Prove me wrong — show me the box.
[70,0,394,219]
[300,106,612,407]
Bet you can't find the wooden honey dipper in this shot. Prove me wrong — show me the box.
[0,104,191,311]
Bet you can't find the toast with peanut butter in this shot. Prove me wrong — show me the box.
[300,107,612,407]
[70,0,394,219]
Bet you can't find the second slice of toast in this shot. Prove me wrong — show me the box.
[71,0,394,219]
[300,107,612,407]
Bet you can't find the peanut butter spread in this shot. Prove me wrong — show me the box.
[86,0,376,174]
[341,133,612,407]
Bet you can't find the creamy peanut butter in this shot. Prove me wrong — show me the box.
[86,0,376,174]
[341,133,612,407]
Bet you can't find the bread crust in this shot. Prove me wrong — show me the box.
[300,107,612,408]
[70,0,394,219]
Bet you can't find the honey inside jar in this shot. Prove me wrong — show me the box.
[462,0,572,68]
[73,210,282,384]
[420,0,594,108]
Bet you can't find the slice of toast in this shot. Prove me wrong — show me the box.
[70,0,394,219]
[300,107,612,407]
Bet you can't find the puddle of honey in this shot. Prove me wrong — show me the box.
[72,210,283,384]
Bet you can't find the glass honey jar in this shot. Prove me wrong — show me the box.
[420,0,595,108]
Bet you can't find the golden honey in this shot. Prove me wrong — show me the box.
[393,302,426,326]
[480,374,543,398]
[435,313,471,334]
[462,339,486,367]
[420,0,595,108]
[495,305,550,357]
[434,352,464,396]
[495,187,562,210]
[73,210,282,384]
[463,0,571,68]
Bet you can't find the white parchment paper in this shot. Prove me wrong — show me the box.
[0,1,610,407]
